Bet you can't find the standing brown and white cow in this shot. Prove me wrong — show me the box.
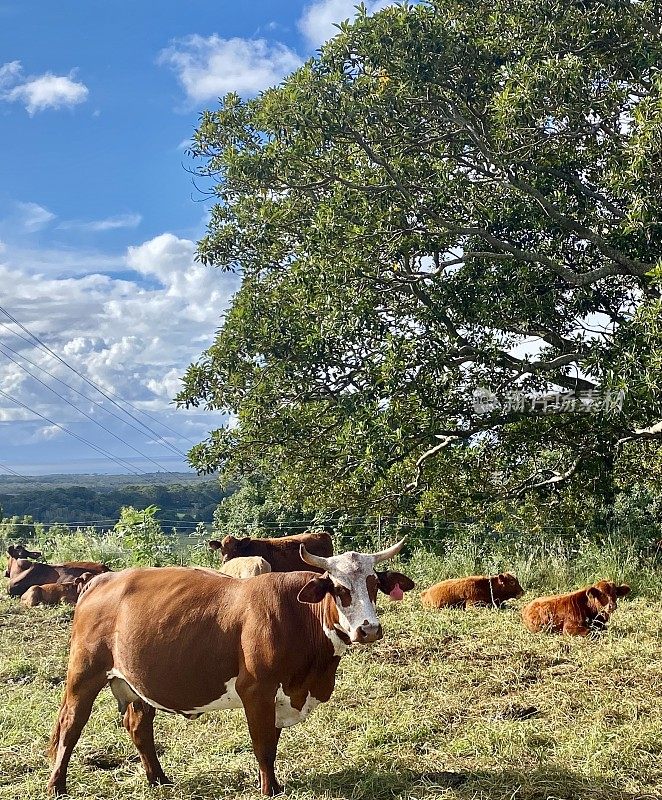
[47,541,414,796]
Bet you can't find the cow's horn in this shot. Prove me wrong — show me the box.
[300,544,331,570]
[370,537,406,564]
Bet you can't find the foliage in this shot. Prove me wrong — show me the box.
[178,0,662,514]
[113,505,175,566]
[0,480,223,525]
[0,514,39,540]
[212,476,313,537]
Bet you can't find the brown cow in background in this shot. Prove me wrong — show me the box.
[6,553,110,597]
[21,572,93,607]
[521,580,630,635]
[421,572,524,609]
[209,531,334,573]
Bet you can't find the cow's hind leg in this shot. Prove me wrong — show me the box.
[47,670,107,795]
[123,700,172,785]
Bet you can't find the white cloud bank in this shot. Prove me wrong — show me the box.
[158,35,301,102]
[0,61,88,115]
[0,232,238,433]
[0,230,239,470]
[298,0,394,48]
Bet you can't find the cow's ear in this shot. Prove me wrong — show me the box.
[616,584,631,597]
[208,540,223,551]
[298,574,334,604]
[376,571,415,594]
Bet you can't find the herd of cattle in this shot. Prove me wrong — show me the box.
[3,531,632,796]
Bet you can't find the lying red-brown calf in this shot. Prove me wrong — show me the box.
[421,572,524,609]
[21,573,93,607]
[521,580,630,636]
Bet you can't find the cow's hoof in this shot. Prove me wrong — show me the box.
[47,780,66,796]
[148,774,173,787]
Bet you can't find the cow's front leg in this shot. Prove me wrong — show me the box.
[241,686,283,796]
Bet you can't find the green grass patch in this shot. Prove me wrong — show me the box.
[1,553,661,799]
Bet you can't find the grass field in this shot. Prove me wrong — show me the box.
[1,552,661,800]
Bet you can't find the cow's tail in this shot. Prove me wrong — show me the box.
[48,707,63,761]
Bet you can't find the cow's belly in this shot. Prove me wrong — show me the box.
[108,669,322,727]
[107,669,243,718]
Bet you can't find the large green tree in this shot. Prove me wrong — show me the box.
[178,0,662,513]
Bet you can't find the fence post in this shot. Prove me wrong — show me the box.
[377,514,382,549]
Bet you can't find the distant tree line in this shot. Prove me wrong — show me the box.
[0,482,228,526]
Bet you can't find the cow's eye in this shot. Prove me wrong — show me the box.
[335,586,352,607]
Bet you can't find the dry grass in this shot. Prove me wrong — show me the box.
[1,562,661,800]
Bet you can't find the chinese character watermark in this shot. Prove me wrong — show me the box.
[472,389,625,415]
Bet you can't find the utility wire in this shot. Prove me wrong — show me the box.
[0,335,192,457]
[0,461,27,478]
[0,387,143,475]
[0,306,189,458]
[0,344,184,475]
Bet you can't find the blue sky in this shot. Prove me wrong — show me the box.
[0,0,387,476]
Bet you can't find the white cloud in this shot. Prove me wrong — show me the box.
[0,61,21,87]
[298,0,393,48]
[127,233,197,284]
[59,213,142,232]
[0,232,238,413]
[158,35,301,101]
[16,201,56,232]
[36,425,62,441]
[0,61,88,115]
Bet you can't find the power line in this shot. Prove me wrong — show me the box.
[0,387,143,476]
[0,461,27,479]
[0,344,186,475]
[0,334,194,457]
[0,306,189,458]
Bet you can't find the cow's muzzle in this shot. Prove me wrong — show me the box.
[353,623,383,644]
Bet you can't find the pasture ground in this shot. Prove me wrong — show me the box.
[1,555,661,800]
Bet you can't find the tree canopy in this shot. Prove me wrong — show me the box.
[177,0,662,515]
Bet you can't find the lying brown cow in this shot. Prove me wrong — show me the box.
[47,541,415,796]
[21,573,93,607]
[421,572,524,609]
[521,580,631,636]
[5,543,43,565]
[219,556,272,579]
[6,554,110,597]
[209,531,334,572]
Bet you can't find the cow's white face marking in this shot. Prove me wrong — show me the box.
[275,687,320,728]
[323,624,349,656]
[107,669,242,717]
[323,551,382,644]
